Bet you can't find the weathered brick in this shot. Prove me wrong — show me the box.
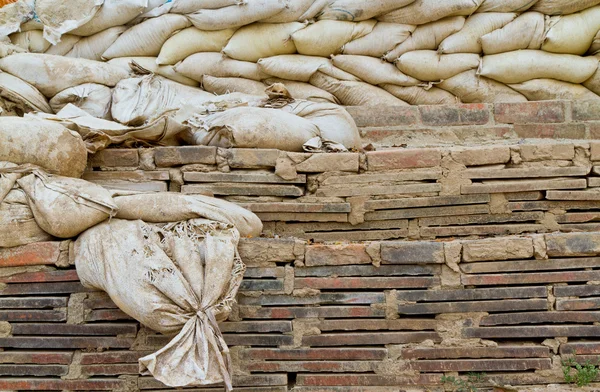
[154,146,216,167]
[561,342,600,355]
[508,200,600,211]
[241,348,387,361]
[0,242,61,267]
[419,211,543,227]
[320,169,442,186]
[464,326,600,338]
[0,282,89,296]
[402,346,550,359]
[294,264,439,277]
[0,378,125,390]
[421,224,542,237]
[89,179,167,192]
[461,178,587,194]
[0,310,66,322]
[244,267,285,279]
[547,190,600,200]
[239,306,385,319]
[462,270,600,285]
[381,241,444,264]
[318,319,437,331]
[514,123,586,139]
[219,321,292,333]
[83,170,169,181]
[451,146,510,166]
[80,351,150,365]
[464,166,589,179]
[462,237,533,262]
[0,297,67,308]
[81,363,138,376]
[420,103,490,126]
[397,287,546,302]
[256,212,347,222]
[295,374,439,386]
[588,177,600,187]
[0,337,134,349]
[295,277,438,289]
[305,244,371,267]
[306,229,409,242]
[184,172,306,184]
[556,298,600,311]
[238,238,301,265]
[246,360,377,373]
[519,143,575,161]
[239,293,384,306]
[225,334,294,346]
[182,183,304,197]
[238,202,351,213]
[572,100,600,121]
[461,257,600,274]
[291,153,359,173]
[494,101,565,124]
[0,364,68,376]
[365,204,488,221]
[0,270,78,283]
[398,299,547,314]
[546,232,600,257]
[228,148,280,168]
[504,191,545,201]
[316,182,441,197]
[303,331,440,346]
[365,194,489,210]
[85,309,133,322]
[481,311,600,325]
[410,358,551,372]
[555,284,600,297]
[240,279,284,291]
[89,149,138,168]
[11,323,137,336]
[367,148,442,171]
[0,352,73,365]
[346,105,419,127]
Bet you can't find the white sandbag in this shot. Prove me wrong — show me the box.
[0,116,87,177]
[378,0,483,25]
[0,53,129,97]
[509,79,600,100]
[223,22,304,62]
[202,75,267,96]
[257,55,335,82]
[542,6,600,55]
[0,188,53,248]
[317,0,415,21]
[75,218,244,390]
[108,57,199,86]
[44,34,81,56]
[264,78,340,104]
[262,0,325,22]
[438,70,528,103]
[169,0,243,14]
[0,0,34,36]
[9,30,50,52]
[439,13,517,54]
[332,55,420,86]
[157,27,236,65]
[481,12,545,55]
[20,18,43,31]
[384,16,465,61]
[0,71,52,114]
[113,192,262,237]
[589,30,600,54]
[479,50,599,84]
[187,106,320,151]
[102,14,191,60]
[531,0,600,14]
[66,26,126,61]
[342,22,415,58]
[310,71,408,106]
[34,0,102,44]
[382,84,458,105]
[71,0,149,36]
[50,83,112,119]
[477,0,538,12]
[175,52,267,82]
[291,20,376,57]
[397,50,480,82]
[584,55,600,95]
[17,171,117,238]
[187,0,287,30]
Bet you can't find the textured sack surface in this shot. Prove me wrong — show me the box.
[438,69,528,103]
[202,75,267,96]
[509,78,600,100]
[0,0,34,36]
[9,30,50,52]
[541,5,600,54]
[291,20,376,57]
[378,0,483,25]
[157,27,236,65]
[531,0,600,14]
[382,84,459,105]
[223,22,304,62]
[481,12,545,54]
[318,0,415,21]
[257,55,331,82]
[70,0,148,36]
[187,0,287,30]
[34,0,102,44]
[476,0,538,12]
[44,34,80,55]
[264,78,339,104]
[397,50,480,81]
[332,54,421,86]
[50,83,112,119]
[438,12,517,53]
[262,0,324,22]
[584,55,600,94]
[0,188,53,248]
[175,52,267,82]
[342,22,414,57]
[0,71,52,114]
[65,26,126,61]
[108,57,199,86]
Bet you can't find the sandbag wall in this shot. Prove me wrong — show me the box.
[2,0,600,108]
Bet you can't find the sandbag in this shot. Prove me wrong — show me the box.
[0,188,53,248]
[530,0,600,14]
[397,50,480,82]
[476,0,538,12]
[509,79,600,100]
[50,83,112,119]
[157,27,236,65]
[0,53,129,97]
[384,16,465,61]
[102,14,191,60]
[317,0,415,21]
[187,0,287,30]
[44,34,81,56]
[169,0,243,14]
[0,0,34,36]
[542,6,600,55]
[438,70,528,103]
[34,0,102,44]
[481,12,545,55]
[377,0,483,25]
[202,75,267,97]
[108,57,200,86]
[71,0,149,36]
[0,71,53,114]
[20,18,43,31]
[291,20,376,57]
[262,0,325,22]
[590,30,600,54]
[438,13,517,53]
[264,78,339,104]
[310,71,408,106]
[382,84,459,105]
[17,171,117,238]
[223,22,304,62]
[479,50,599,84]
[257,55,357,82]
[113,192,262,237]
[186,106,320,151]
[332,55,420,86]
[75,218,244,390]
[9,30,51,52]
[583,55,600,95]
[342,22,415,58]
[175,52,267,82]
[0,116,87,177]
[66,26,127,61]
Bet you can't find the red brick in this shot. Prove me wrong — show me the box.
[588,122,600,139]
[398,299,547,314]
[305,244,371,267]
[420,103,490,126]
[11,323,137,336]
[572,100,600,121]
[398,287,547,302]
[296,374,439,386]
[241,348,387,361]
[380,241,444,264]
[464,326,600,338]
[0,378,124,390]
[346,105,419,127]
[0,297,67,308]
[81,363,138,376]
[0,310,66,322]
[80,351,151,365]
[239,306,385,319]
[546,232,600,257]
[295,277,438,289]
[366,148,442,171]
[0,242,61,267]
[462,270,600,285]
[240,279,285,291]
[0,364,68,376]
[0,282,89,295]
[84,293,117,309]
[0,351,73,365]
[319,319,437,331]
[219,321,292,333]
[85,309,134,321]
[0,337,134,349]
[556,298,600,311]
[494,101,565,124]
[513,123,586,139]
[154,146,216,167]
[295,264,438,277]
[303,332,440,346]
[246,361,378,373]
[239,293,384,306]
[410,358,551,372]
[89,149,138,168]
[555,284,600,297]
[0,269,79,283]
[402,346,550,359]
[223,334,293,346]
[481,311,600,325]
[561,342,600,355]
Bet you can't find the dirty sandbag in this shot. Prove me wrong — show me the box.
[71,0,149,36]
[478,50,598,84]
[438,13,517,54]
[184,106,320,151]
[175,52,268,82]
[476,0,538,12]
[378,0,483,25]
[589,30,600,54]
[332,55,421,86]
[0,0,34,36]
[397,50,480,82]
[583,55,600,95]
[34,0,103,44]
[438,70,528,103]
[291,20,376,57]
[17,170,117,238]
[342,22,415,58]
[258,55,346,83]
[382,84,459,105]
[75,218,244,390]
[384,16,465,61]
[0,53,129,97]
[0,39,27,59]
[509,79,600,100]
[542,6,600,55]
[318,0,415,21]
[531,0,600,14]
[157,27,236,65]
[113,192,262,237]
[0,188,54,248]
[108,57,200,86]
[0,71,53,114]
[50,83,112,119]
[309,71,408,106]
[0,116,87,178]
[45,34,81,56]
[9,30,51,52]
[65,26,127,61]
[187,0,287,30]
[102,14,191,60]
[480,12,545,55]
[202,75,267,97]
[168,0,244,14]
[262,0,325,22]
[223,22,305,62]
[264,78,340,104]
